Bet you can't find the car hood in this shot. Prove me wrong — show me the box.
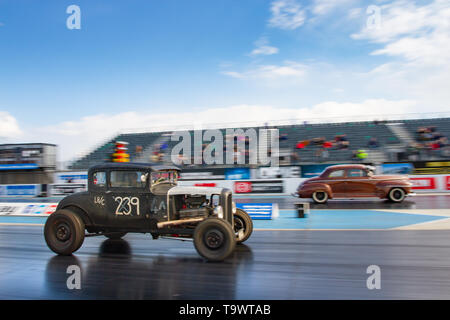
[167,185,226,196]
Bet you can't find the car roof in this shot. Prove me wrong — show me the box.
[324,164,368,171]
[88,162,180,172]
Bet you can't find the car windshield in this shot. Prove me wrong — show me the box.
[150,171,178,186]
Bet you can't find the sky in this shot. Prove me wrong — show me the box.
[0,0,449,162]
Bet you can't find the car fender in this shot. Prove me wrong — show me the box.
[56,192,94,226]
[59,204,94,227]
[299,183,333,198]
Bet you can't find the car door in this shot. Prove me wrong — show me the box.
[325,169,347,197]
[345,168,376,197]
[106,169,150,229]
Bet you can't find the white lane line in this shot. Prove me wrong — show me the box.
[255,228,394,231]
[391,217,450,230]
[373,209,450,217]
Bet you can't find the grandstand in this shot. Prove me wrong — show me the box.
[69,117,450,170]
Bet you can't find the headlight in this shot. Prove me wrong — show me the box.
[213,205,224,219]
[232,201,237,214]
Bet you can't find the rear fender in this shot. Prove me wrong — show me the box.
[375,180,412,197]
[59,205,93,227]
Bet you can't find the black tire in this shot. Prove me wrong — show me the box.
[234,208,253,244]
[312,191,328,204]
[193,218,236,262]
[105,232,127,240]
[44,209,85,255]
[388,188,406,203]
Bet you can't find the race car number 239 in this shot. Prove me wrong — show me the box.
[114,196,140,216]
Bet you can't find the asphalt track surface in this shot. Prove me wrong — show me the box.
[1,194,450,299]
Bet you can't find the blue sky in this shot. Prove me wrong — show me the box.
[0,0,449,161]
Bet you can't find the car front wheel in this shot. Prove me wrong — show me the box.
[312,191,328,204]
[193,218,236,262]
[44,209,85,255]
[388,188,406,203]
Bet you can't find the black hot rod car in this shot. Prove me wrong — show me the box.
[44,163,253,261]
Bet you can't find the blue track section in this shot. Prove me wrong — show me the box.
[0,209,446,229]
[252,210,446,229]
[0,216,48,224]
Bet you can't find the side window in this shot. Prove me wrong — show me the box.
[328,170,345,178]
[92,171,106,187]
[110,171,146,188]
[347,169,366,177]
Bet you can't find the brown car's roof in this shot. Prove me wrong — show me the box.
[324,164,368,171]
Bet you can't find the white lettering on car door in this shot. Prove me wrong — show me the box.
[114,196,140,216]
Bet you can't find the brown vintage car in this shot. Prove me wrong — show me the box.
[297,164,413,203]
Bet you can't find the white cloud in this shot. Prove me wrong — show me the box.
[347,7,363,19]
[30,99,418,162]
[250,38,279,56]
[0,111,22,138]
[352,0,450,66]
[346,0,450,114]
[268,0,306,30]
[312,0,356,16]
[222,61,307,82]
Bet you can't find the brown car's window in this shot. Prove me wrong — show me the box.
[328,170,345,178]
[347,169,367,177]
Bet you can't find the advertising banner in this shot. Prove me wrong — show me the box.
[55,171,88,184]
[0,185,40,197]
[410,177,436,190]
[0,164,39,170]
[0,202,57,216]
[252,166,301,179]
[225,168,250,180]
[235,203,278,220]
[50,184,87,196]
[234,180,284,194]
[411,161,450,175]
[382,163,414,174]
[179,168,226,180]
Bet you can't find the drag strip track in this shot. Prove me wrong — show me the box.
[2,226,450,299]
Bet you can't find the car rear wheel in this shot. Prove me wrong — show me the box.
[233,208,253,244]
[44,209,85,255]
[388,188,406,203]
[312,191,328,204]
[194,218,236,262]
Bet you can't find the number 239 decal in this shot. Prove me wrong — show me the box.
[114,196,140,216]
